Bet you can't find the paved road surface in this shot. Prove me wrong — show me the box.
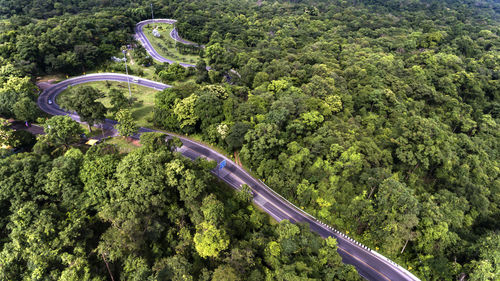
[10,121,45,135]
[169,27,205,48]
[37,73,420,281]
[135,19,197,67]
[37,73,170,139]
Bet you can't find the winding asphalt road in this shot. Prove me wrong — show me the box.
[37,72,420,281]
[36,18,421,281]
[136,19,420,281]
[135,19,198,67]
[38,73,170,138]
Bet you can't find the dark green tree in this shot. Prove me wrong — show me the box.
[69,86,106,132]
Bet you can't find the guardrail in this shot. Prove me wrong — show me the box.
[212,155,420,280]
[44,73,420,281]
[254,178,421,281]
[136,19,177,25]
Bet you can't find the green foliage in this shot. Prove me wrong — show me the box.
[132,45,153,66]
[40,115,83,148]
[201,194,224,225]
[79,144,121,209]
[11,130,36,149]
[158,63,188,83]
[150,1,500,279]
[153,88,181,130]
[0,0,499,280]
[66,86,106,131]
[115,109,138,137]
[212,264,241,281]
[0,129,366,281]
[194,221,230,258]
[0,76,37,118]
[372,177,419,256]
[0,8,135,74]
[225,122,251,151]
[108,88,129,114]
[467,232,500,281]
[174,94,199,131]
[13,97,39,122]
[196,58,209,83]
[0,117,14,147]
[195,91,224,129]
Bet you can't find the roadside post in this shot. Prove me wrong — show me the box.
[122,49,132,101]
[150,3,155,29]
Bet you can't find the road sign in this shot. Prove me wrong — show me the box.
[219,159,226,170]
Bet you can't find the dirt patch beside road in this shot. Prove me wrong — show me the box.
[36,80,57,91]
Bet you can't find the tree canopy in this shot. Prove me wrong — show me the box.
[0,0,498,280]
[0,132,358,280]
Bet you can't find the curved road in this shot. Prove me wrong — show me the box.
[37,73,419,281]
[169,25,205,48]
[38,73,170,138]
[133,21,419,280]
[135,19,198,67]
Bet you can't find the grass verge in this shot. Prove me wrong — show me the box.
[57,81,159,128]
[104,137,140,154]
[142,23,200,65]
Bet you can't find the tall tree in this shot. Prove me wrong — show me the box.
[115,109,138,137]
[194,221,229,258]
[195,58,209,83]
[0,118,15,147]
[173,94,199,133]
[108,88,129,114]
[373,177,420,256]
[41,115,83,149]
[69,86,106,132]
[13,97,39,122]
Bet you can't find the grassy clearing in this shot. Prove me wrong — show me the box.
[128,57,157,79]
[105,137,140,153]
[80,124,106,138]
[123,50,158,81]
[142,23,200,65]
[57,81,159,127]
[88,55,158,81]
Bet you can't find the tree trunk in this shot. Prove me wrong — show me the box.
[405,163,419,180]
[88,124,92,133]
[102,253,115,281]
[401,238,409,254]
[367,186,376,199]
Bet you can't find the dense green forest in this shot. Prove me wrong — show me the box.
[0,0,499,280]
[0,0,138,19]
[1,128,360,280]
[158,1,500,280]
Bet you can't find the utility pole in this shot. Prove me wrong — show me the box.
[122,49,132,102]
[150,3,155,29]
